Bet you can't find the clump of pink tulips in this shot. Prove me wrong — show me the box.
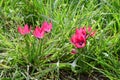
[17,21,52,64]
[18,21,52,38]
[70,27,96,54]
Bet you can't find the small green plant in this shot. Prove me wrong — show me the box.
[17,21,52,65]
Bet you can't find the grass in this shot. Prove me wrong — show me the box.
[0,0,120,79]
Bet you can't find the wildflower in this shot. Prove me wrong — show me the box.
[89,30,96,37]
[70,26,96,48]
[88,27,92,32]
[87,27,96,37]
[41,21,52,32]
[75,27,96,39]
[18,24,31,35]
[33,26,44,39]
[75,28,87,38]
[71,33,86,48]
[71,49,77,54]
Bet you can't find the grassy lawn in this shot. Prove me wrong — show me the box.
[0,0,120,80]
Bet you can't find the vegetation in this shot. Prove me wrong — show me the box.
[0,0,120,79]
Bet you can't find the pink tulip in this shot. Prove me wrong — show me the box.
[71,33,86,48]
[33,26,44,39]
[71,49,77,54]
[88,27,92,32]
[75,28,87,38]
[90,31,96,37]
[87,27,96,37]
[41,21,52,32]
[18,24,31,35]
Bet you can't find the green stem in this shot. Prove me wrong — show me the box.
[24,35,31,63]
[37,39,43,58]
[40,39,43,55]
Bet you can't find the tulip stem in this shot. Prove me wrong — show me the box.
[25,35,32,63]
[38,39,43,57]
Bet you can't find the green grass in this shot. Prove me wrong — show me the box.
[0,0,120,79]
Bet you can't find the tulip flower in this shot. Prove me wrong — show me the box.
[90,31,96,37]
[71,49,78,54]
[41,21,52,33]
[75,28,87,38]
[33,27,45,39]
[71,33,86,48]
[18,24,31,35]
[86,27,96,37]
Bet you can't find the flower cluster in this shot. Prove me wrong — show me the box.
[18,24,31,35]
[18,21,52,38]
[70,27,96,54]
